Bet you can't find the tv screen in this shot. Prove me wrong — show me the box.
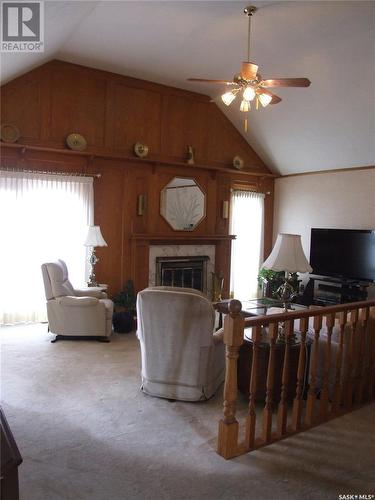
[310,228,375,282]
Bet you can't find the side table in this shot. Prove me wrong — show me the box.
[238,332,311,403]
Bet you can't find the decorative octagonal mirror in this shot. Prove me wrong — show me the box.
[160,177,206,231]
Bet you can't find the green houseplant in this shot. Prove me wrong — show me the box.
[111,280,136,333]
[258,268,300,300]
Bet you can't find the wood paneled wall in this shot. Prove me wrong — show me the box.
[1,60,275,296]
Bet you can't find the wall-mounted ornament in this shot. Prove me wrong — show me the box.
[222,200,229,219]
[232,156,244,170]
[137,194,146,216]
[1,124,20,143]
[186,145,195,165]
[134,142,149,158]
[66,133,87,151]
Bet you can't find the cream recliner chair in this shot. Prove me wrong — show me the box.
[41,259,113,341]
[136,286,225,401]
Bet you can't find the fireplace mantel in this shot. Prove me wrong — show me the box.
[130,233,234,297]
[130,234,235,243]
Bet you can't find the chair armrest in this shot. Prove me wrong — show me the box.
[57,296,99,307]
[213,328,224,345]
[74,288,107,299]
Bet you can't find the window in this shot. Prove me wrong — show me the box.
[0,171,94,325]
[230,190,265,300]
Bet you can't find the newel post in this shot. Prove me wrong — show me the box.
[217,299,244,459]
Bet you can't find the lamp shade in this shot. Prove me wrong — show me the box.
[262,233,312,273]
[84,226,108,247]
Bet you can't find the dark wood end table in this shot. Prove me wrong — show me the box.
[237,300,311,403]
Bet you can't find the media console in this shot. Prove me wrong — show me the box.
[300,276,369,306]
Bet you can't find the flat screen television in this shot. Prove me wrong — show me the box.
[309,228,375,283]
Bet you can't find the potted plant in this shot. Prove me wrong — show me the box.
[258,268,300,300]
[111,280,136,333]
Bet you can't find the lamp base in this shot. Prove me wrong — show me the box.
[87,248,99,287]
[276,271,297,312]
[87,274,99,287]
[276,324,297,344]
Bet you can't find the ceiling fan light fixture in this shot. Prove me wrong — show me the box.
[243,86,255,101]
[221,91,236,106]
[258,92,272,107]
[187,4,310,132]
[240,99,250,112]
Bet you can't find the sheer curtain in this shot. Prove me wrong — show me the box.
[0,171,94,325]
[230,190,265,300]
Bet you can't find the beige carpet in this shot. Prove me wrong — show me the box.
[1,324,374,500]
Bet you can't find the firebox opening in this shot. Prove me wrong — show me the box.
[156,256,209,293]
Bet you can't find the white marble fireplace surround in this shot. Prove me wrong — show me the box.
[149,245,215,298]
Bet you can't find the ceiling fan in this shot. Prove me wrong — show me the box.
[187,5,311,131]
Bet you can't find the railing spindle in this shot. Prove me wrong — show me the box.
[305,315,322,426]
[345,309,359,409]
[215,299,375,460]
[319,313,335,419]
[262,322,278,443]
[217,300,244,459]
[291,316,309,431]
[367,308,375,400]
[357,307,369,404]
[332,311,347,414]
[245,324,262,450]
[277,319,294,437]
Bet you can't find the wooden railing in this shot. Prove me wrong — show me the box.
[214,299,375,459]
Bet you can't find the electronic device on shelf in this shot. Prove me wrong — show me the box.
[299,228,374,306]
[309,228,375,283]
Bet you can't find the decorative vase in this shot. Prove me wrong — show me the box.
[211,272,224,302]
[112,311,134,333]
[187,145,195,165]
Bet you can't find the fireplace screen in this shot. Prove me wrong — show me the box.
[156,256,209,293]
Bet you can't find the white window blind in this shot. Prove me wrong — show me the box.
[230,190,265,300]
[0,171,94,325]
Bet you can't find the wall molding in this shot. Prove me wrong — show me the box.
[281,164,375,179]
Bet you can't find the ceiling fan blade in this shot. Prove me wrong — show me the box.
[260,78,311,88]
[187,78,236,85]
[258,89,282,105]
[241,62,258,80]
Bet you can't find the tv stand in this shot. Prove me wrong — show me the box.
[300,276,369,306]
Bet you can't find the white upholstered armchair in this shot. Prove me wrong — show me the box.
[41,259,113,341]
[136,286,225,401]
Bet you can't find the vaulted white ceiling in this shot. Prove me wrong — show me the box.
[1,1,374,175]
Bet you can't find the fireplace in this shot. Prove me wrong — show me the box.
[156,256,209,293]
[149,244,216,297]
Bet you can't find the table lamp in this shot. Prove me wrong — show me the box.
[262,233,312,311]
[84,225,108,287]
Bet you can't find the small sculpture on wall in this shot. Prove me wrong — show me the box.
[134,142,149,158]
[186,145,195,165]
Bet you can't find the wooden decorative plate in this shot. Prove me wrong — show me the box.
[66,133,87,151]
[233,155,244,170]
[1,124,20,143]
[134,142,149,158]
